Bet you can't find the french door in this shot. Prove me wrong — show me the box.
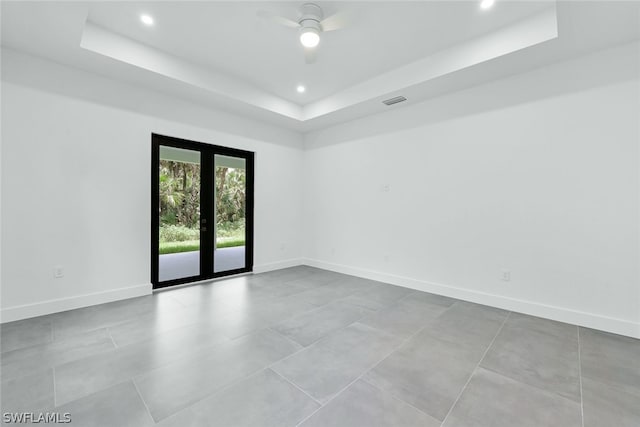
[151,133,254,289]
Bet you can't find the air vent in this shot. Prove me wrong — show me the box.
[382,96,407,106]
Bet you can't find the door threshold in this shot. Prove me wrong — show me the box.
[153,271,254,293]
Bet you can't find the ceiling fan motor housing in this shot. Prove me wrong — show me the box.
[299,3,323,27]
[300,19,321,34]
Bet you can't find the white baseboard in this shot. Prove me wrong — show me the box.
[253,258,304,274]
[0,283,152,323]
[0,257,305,323]
[303,258,640,339]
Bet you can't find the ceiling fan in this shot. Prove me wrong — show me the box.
[257,3,348,64]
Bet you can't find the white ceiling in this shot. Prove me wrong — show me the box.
[86,1,553,104]
[2,1,639,132]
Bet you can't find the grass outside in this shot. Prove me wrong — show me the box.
[159,240,200,255]
[217,236,245,249]
[159,234,245,255]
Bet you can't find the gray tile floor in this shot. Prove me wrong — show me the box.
[1,266,638,426]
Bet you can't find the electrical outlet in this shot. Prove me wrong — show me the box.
[501,270,511,281]
[54,266,64,278]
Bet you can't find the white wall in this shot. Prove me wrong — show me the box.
[304,42,640,338]
[1,50,305,321]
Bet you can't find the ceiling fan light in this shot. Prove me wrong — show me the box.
[480,0,495,10]
[140,14,154,26]
[300,28,320,48]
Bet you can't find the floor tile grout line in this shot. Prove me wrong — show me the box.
[57,323,310,418]
[266,301,376,350]
[52,366,57,407]
[365,299,459,360]
[263,333,325,373]
[289,276,375,303]
[476,364,583,406]
[53,332,232,408]
[295,327,433,425]
[461,316,584,404]
[1,322,57,355]
[379,290,418,308]
[267,293,351,326]
[440,311,511,426]
[393,289,457,308]
[168,293,189,309]
[141,364,305,424]
[106,328,119,349]
[129,322,331,424]
[362,376,440,422]
[263,315,375,372]
[54,377,137,409]
[266,327,307,350]
[53,318,158,344]
[577,326,585,427]
[340,301,467,422]
[138,368,268,423]
[131,378,157,424]
[58,325,299,419]
[294,306,455,426]
[271,368,324,406]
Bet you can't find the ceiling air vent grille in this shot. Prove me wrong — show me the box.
[382,96,407,106]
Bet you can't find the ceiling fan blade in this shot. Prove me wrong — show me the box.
[256,10,300,29]
[304,47,317,64]
[320,12,349,32]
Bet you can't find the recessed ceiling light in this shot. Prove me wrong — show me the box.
[296,85,306,93]
[140,14,154,26]
[480,0,495,10]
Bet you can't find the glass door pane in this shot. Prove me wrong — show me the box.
[158,146,201,282]
[214,154,247,273]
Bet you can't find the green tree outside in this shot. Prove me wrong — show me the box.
[159,160,245,254]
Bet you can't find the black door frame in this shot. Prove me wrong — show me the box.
[151,133,255,289]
